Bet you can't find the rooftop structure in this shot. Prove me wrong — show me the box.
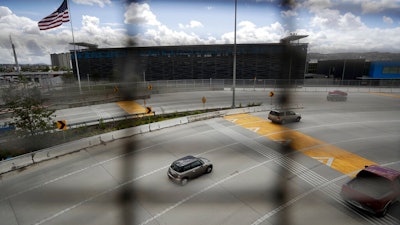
[280,34,309,45]
[69,42,98,50]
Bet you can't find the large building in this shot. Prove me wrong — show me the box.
[315,59,369,80]
[50,53,71,70]
[309,59,400,81]
[66,35,309,82]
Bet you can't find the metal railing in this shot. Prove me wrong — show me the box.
[35,78,400,93]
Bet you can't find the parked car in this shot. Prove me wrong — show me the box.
[327,90,347,101]
[167,155,213,185]
[268,110,301,124]
[340,165,400,217]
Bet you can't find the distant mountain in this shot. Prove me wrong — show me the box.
[307,52,400,62]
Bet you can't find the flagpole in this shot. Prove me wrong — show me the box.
[66,0,82,94]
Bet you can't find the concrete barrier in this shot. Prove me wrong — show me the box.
[0,106,270,175]
[0,154,34,173]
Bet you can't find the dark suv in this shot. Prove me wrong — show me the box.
[168,155,213,185]
[268,110,301,124]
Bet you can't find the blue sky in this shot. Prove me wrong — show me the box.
[0,0,400,64]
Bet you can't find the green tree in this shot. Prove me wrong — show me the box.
[2,85,55,136]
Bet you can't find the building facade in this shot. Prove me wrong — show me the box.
[68,43,308,82]
[50,53,71,70]
[312,59,400,80]
[368,61,400,79]
[315,59,369,80]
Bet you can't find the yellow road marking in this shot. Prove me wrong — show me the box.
[116,101,147,114]
[225,114,376,175]
[370,92,400,98]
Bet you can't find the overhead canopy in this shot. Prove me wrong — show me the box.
[280,34,308,43]
[69,42,98,49]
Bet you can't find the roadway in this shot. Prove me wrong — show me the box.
[52,90,400,126]
[52,90,275,126]
[0,90,400,225]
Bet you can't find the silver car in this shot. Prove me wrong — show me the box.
[268,110,301,124]
[168,155,213,185]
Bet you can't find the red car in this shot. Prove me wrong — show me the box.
[327,90,347,101]
[340,165,400,216]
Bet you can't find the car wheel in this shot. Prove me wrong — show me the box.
[181,178,188,186]
[377,203,391,217]
[296,117,301,122]
[205,166,213,174]
[377,208,387,217]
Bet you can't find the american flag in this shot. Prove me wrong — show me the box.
[38,0,70,30]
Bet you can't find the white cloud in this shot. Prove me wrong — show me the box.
[338,12,364,30]
[2,1,400,65]
[281,10,298,18]
[360,0,400,13]
[78,15,128,47]
[301,0,333,13]
[220,21,284,44]
[306,22,400,53]
[0,6,127,64]
[178,20,203,29]
[72,0,111,8]
[309,8,341,29]
[124,2,160,26]
[383,15,393,24]
[0,6,12,16]
[135,24,205,46]
[309,8,365,31]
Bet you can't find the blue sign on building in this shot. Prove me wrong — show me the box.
[369,61,400,79]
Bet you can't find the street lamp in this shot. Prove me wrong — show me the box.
[232,0,237,108]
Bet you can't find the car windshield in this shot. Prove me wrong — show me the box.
[171,163,184,173]
[352,170,393,197]
[270,111,283,116]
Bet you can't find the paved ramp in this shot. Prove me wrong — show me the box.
[225,113,376,176]
[116,101,147,114]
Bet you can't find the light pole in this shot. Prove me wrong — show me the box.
[341,59,346,84]
[232,0,237,108]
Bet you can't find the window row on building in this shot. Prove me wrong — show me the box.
[52,43,308,82]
